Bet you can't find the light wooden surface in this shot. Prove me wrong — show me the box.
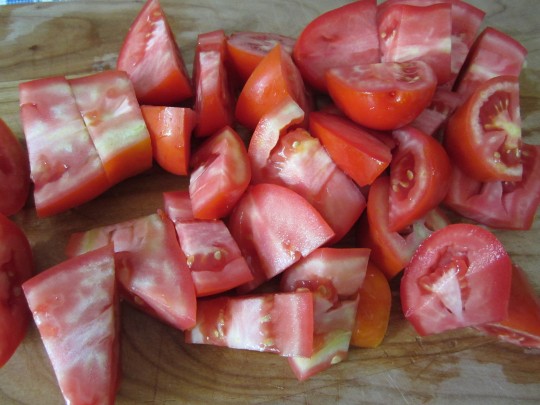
[1,1,540,404]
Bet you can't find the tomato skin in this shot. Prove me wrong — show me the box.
[189,126,251,219]
[235,45,311,131]
[308,112,392,187]
[0,214,33,368]
[293,0,380,93]
[326,61,437,131]
[388,126,451,232]
[0,118,30,216]
[445,75,522,182]
[401,223,512,336]
[117,0,193,105]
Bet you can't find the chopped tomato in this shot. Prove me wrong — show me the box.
[0,214,33,368]
[358,175,450,279]
[445,75,522,182]
[22,245,119,405]
[19,76,110,217]
[228,183,335,292]
[378,2,452,84]
[189,126,251,219]
[388,126,452,232]
[410,87,462,136]
[193,30,235,137]
[70,70,153,185]
[162,190,193,222]
[117,0,193,105]
[0,118,30,216]
[226,31,295,83]
[185,291,314,357]
[65,212,197,331]
[235,45,311,130]
[476,263,540,349]
[326,61,437,130]
[292,0,380,93]
[309,111,392,187]
[401,223,512,336]
[351,263,391,348]
[454,27,527,99]
[444,143,540,230]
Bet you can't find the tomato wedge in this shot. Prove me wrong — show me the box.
[292,0,380,93]
[141,106,196,175]
[23,244,119,405]
[117,0,193,105]
[326,61,437,130]
[445,75,522,182]
[0,214,33,368]
[401,223,512,336]
[388,126,451,232]
[0,118,30,216]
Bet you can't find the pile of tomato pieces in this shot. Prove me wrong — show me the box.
[2,0,540,402]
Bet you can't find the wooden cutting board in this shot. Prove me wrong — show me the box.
[1,1,540,403]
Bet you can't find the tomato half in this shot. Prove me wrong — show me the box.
[292,0,380,93]
[0,214,33,368]
[401,223,512,336]
[388,126,451,232]
[19,76,110,217]
[445,75,522,182]
[189,126,251,219]
[0,118,30,216]
[117,0,193,105]
[326,61,437,130]
[193,30,235,137]
[476,263,540,349]
[141,105,196,175]
[22,244,119,405]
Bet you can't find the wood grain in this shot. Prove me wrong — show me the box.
[1,1,540,404]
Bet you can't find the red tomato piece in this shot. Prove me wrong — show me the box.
[117,0,193,105]
[70,70,153,185]
[264,127,366,243]
[162,190,253,297]
[445,75,522,182]
[401,223,513,336]
[185,291,314,357]
[189,126,251,219]
[193,30,235,137]
[388,126,452,232]
[358,176,450,279]
[292,0,380,93]
[378,2,452,84]
[410,87,462,136]
[309,111,392,187]
[351,262,392,348]
[19,76,110,217]
[235,45,312,130]
[228,183,335,292]
[0,214,33,368]
[226,31,296,83]
[326,61,437,130]
[476,264,540,349]
[444,143,540,230]
[141,105,196,175]
[22,245,119,405]
[65,212,197,331]
[454,27,527,99]
[0,118,30,216]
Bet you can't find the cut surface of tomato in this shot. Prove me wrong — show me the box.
[22,245,119,405]
[292,0,380,93]
[326,61,437,130]
[445,75,522,182]
[0,118,30,216]
[401,223,512,336]
[117,0,193,105]
[0,214,33,368]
